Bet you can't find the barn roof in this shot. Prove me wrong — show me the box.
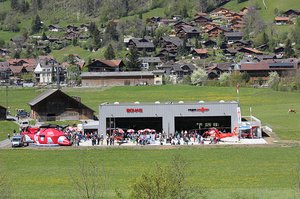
[28,89,94,112]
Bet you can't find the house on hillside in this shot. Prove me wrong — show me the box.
[224,32,244,43]
[34,57,64,84]
[0,48,10,57]
[239,60,299,83]
[138,57,162,70]
[176,26,200,38]
[29,89,94,121]
[128,38,155,52]
[81,71,164,87]
[274,17,292,25]
[194,15,212,25]
[191,49,209,59]
[283,9,300,18]
[48,25,62,32]
[87,59,124,72]
[0,105,6,120]
[238,47,263,55]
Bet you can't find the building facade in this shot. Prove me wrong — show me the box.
[98,101,258,137]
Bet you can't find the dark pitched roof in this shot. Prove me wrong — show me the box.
[28,89,94,112]
[130,38,155,48]
[161,36,183,47]
[29,89,58,106]
[224,32,244,37]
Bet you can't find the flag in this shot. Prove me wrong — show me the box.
[236,84,240,94]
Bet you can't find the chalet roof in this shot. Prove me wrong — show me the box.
[171,63,196,72]
[283,9,300,15]
[81,71,154,77]
[240,60,296,71]
[193,49,208,54]
[161,36,183,47]
[239,47,263,55]
[209,62,233,71]
[275,17,290,21]
[138,57,162,63]
[100,59,123,67]
[28,89,94,112]
[129,38,155,48]
[224,32,244,37]
[181,26,200,34]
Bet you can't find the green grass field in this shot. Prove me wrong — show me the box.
[0,147,299,198]
[224,0,300,22]
[1,85,300,141]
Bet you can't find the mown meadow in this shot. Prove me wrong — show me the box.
[0,147,299,198]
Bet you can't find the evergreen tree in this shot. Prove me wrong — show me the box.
[19,0,29,13]
[104,44,115,60]
[31,15,42,34]
[126,46,140,71]
[10,0,19,10]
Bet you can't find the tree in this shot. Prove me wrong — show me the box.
[191,68,207,86]
[284,38,295,58]
[126,46,140,71]
[219,72,231,86]
[31,15,43,34]
[71,160,110,199]
[130,155,205,199]
[267,71,280,89]
[19,0,29,13]
[104,44,115,60]
[10,0,19,10]
[67,65,81,86]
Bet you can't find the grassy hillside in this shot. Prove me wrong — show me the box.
[224,0,300,21]
[1,85,300,141]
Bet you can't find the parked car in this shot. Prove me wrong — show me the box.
[16,109,29,118]
[11,135,28,147]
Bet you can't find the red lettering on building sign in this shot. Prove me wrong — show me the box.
[126,108,143,113]
[188,107,210,113]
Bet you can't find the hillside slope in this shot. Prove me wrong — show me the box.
[224,0,300,21]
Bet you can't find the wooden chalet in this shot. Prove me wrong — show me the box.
[81,71,163,87]
[283,9,300,18]
[176,25,200,38]
[224,32,244,43]
[192,49,209,59]
[128,38,155,52]
[87,59,124,72]
[29,89,94,121]
[238,47,264,55]
[0,105,6,120]
[160,36,183,50]
[274,17,292,25]
[206,26,227,37]
[194,16,212,25]
[239,60,298,83]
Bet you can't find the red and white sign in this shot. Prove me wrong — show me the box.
[188,107,210,113]
[126,108,143,113]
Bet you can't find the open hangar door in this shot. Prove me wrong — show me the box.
[175,116,231,134]
[106,117,163,132]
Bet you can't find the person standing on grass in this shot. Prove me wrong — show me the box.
[7,133,10,140]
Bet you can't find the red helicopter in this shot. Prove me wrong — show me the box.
[21,124,72,146]
[202,127,238,139]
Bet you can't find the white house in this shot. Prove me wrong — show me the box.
[34,58,61,84]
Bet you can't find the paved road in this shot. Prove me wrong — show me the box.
[0,139,11,148]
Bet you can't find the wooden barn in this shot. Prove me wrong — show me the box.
[0,105,6,120]
[29,89,94,121]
